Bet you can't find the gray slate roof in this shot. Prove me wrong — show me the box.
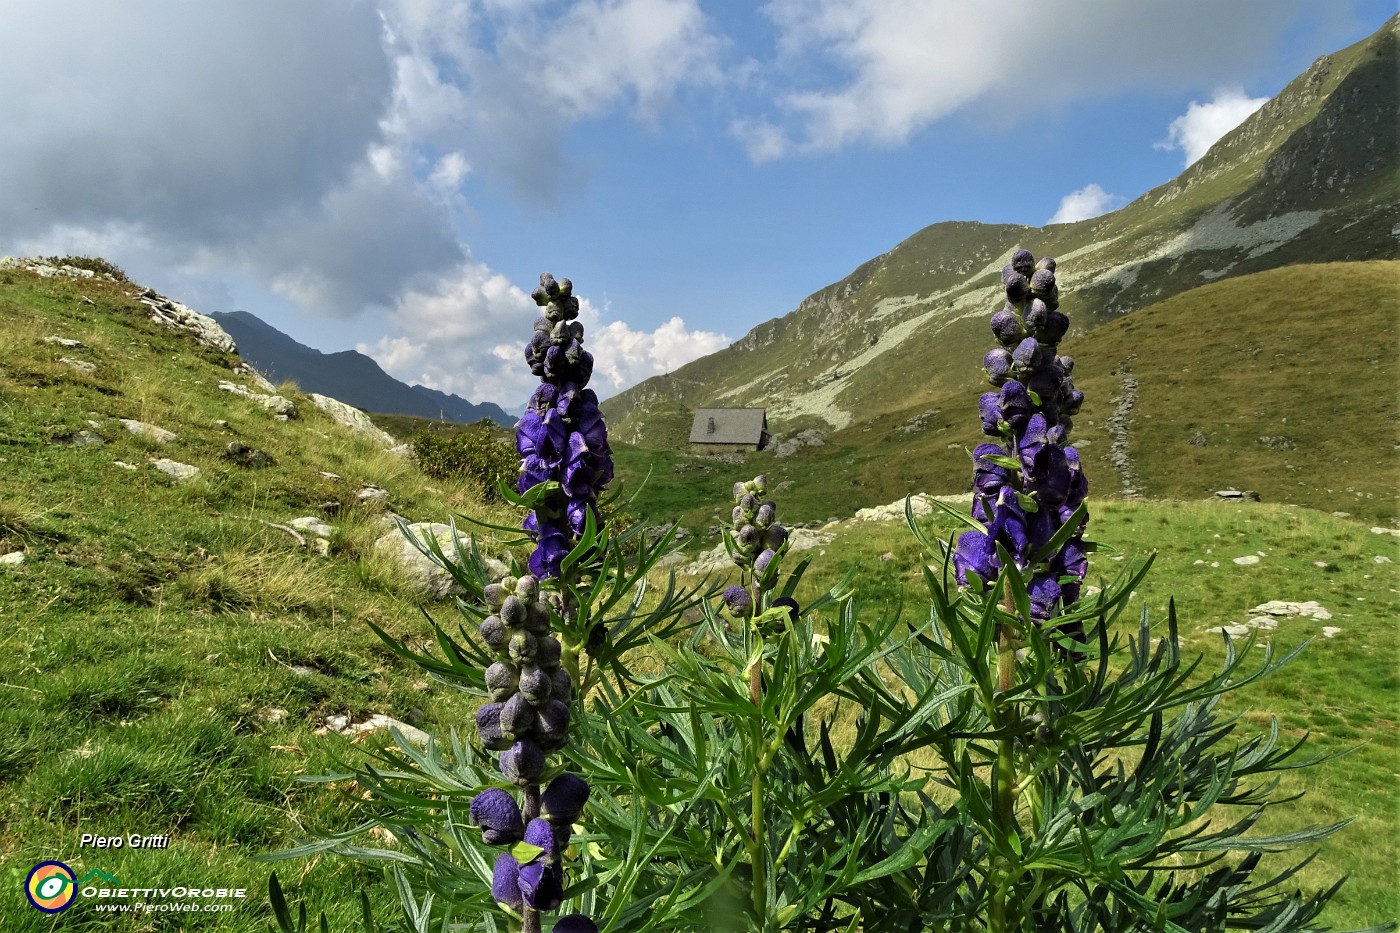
[689,408,767,445]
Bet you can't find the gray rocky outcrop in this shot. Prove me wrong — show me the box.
[772,429,827,458]
[308,393,397,447]
[1106,370,1141,499]
[374,522,509,599]
[218,380,296,418]
[136,288,237,353]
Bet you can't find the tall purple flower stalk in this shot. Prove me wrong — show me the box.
[955,249,1089,637]
[517,273,614,579]
[468,273,607,933]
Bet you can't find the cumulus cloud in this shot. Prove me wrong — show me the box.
[1156,85,1270,167]
[356,263,729,406]
[741,0,1305,157]
[1047,184,1124,224]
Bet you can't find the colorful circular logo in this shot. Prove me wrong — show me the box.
[26,861,77,913]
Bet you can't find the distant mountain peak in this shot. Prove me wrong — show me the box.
[210,311,514,427]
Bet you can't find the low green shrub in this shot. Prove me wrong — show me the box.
[411,425,518,501]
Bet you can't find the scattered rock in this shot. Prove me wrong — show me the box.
[262,707,288,723]
[879,552,895,562]
[1257,436,1296,451]
[0,551,25,566]
[289,517,334,539]
[1370,526,1400,537]
[307,393,397,447]
[359,485,390,503]
[55,429,105,448]
[1376,555,1392,564]
[374,522,508,599]
[1320,627,1342,638]
[1189,430,1208,446]
[58,357,97,375]
[388,444,413,459]
[897,409,939,434]
[152,458,201,482]
[1232,555,1261,565]
[218,381,296,418]
[1214,489,1261,502]
[44,335,85,348]
[1331,511,1351,518]
[319,713,430,746]
[120,419,176,443]
[222,441,275,468]
[1251,600,1331,621]
[113,460,138,471]
[319,471,342,481]
[771,428,827,458]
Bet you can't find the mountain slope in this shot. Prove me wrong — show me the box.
[212,309,514,427]
[603,16,1398,445]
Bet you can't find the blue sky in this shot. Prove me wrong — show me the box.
[1,1,1391,410]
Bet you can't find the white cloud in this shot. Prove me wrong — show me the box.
[1156,85,1270,167]
[355,262,730,406]
[1047,184,1124,224]
[743,0,1305,157]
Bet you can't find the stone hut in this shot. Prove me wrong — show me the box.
[689,408,770,452]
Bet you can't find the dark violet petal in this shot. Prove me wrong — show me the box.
[523,817,558,859]
[500,738,545,785]
[722,585,753,616]
[471,788,524,845]
[492,853,523,909]
[542,773,591,826]
[553,915,600,933]
[518,859,564,911]
[953,530,996,586]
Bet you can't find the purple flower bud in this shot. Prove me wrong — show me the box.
[471,788,524,846]
[1028,574,1062,621]
[501,595,527,628]
[1042,310,1069,344]
[1030,268,1056,294]
[536,699,570,740]
[1003,269,1030,303]
[516,575,539,601]
[523,816,558,858]
[983,348,1013,384]
[739,492,759,515]
[765,524,788,550]
[518,664,552,704]
[991,309,1023,346]
[1012,337,1042,371]
[535,634,562,669]
[1011,249,1035,277]
[501,693,536,738]
[1024,298,1049,333]
[476,703,512,751]
[1056,355,1074,373]
[508,630,538,663]
[492,853,523,909]
[486,662,520,702]
[479,616,509,654]
[553,915,599,933]
[483,583,507,609]
[754,548,777,575]
[550,667,573,703]
[755,501,776,527]
[732,505,745,524]
[541,773,591,826]
[722,585,753,616]
[772,596,799,625]
[736,524,759,549]
[732,481,746,500]
[1036,256,1056,272]
[500,738,545,785]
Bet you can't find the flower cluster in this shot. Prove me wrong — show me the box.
[471,773,591,921]
[955,249,1089,626]
[516,273,614,578]
[721,475,789,615]
[466,273,604,933]
[474,575,574,780]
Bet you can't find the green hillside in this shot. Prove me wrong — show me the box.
[603,16,1399,448]
[0,260,1396,929]
[611,262,1399,531]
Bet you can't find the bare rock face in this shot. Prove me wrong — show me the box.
[218,381,296,418]
[136,288,237,353]
[308,393,397,448]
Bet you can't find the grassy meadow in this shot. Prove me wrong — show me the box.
[1,263,1396,930]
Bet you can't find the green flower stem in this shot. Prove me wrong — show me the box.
[990,580,1022,933]
[750,763,768,929]
[522,909,542,933]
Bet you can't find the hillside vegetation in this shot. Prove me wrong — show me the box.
[0,260,1396,929]
[603,17,1398,447]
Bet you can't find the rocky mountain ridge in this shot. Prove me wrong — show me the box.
[603,16,1398,444]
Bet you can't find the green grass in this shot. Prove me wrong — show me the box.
[2,264,1395,930]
